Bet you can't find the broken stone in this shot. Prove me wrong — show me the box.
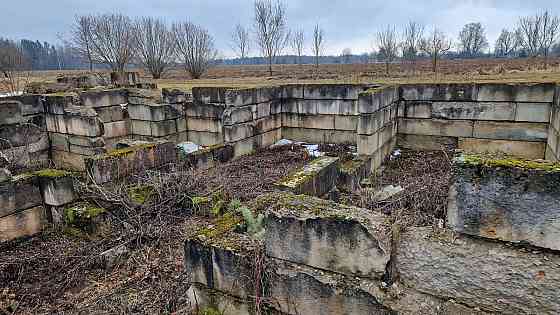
[275,156,339,197]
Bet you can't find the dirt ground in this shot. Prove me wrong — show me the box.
[0,145,308,314]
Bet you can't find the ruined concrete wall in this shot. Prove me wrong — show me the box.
[0,96,49,171]
[547,85,560,161]
[398,83,555,159]
[187,87,227,146]
[357,86,399,172]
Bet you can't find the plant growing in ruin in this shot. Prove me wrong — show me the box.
[132,17,176,79]
[239,206,265,240]
[172,21,218,79]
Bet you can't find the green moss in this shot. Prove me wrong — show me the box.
[128,185,155,204]
[200,307,222,315]
[196,212,243,242]
[192,196,210,206]
[34,169,73,178]
[105,143,157,159]
[64,202,106,225]
[458,154,560,172]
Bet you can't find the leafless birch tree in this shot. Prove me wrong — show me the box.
[172,21,217,79]
[376,25,398,75]
[421,27,452,73]
[312,24,324,69]
[291,29,305,64]
[232,24,251,60]
[254,0,289,75]
[132,17,175,79]
[401,21,424,74]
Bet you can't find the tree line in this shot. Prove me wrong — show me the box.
[1,1,560,79]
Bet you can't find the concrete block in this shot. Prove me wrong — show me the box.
[66,116,104,137]
[397,134,458,151]
[224,123,254,143]
[150,120,177,137]
[378,123,395,147]
[103,121,129,138]
[4,94,43,116]
[477,83,555,102]
[38,174,75,207]
[448,157,560,250]
[458,138,546,159]
[297,100,318,115]
[334,115,358,131]
[398,227,560,314]
[69,144,106,156]
[473,121,548,141]
[304,84,361,100]
[176,118,187,133]
[275,157,339,197]
[192,87,227,104]
[515,102,551,122]
[280,84,304,99]
[131,120,151,136]
[44,94,74,115]
[46,114,68,134]
[162,88,190,104]
[404,101,432,118]
[67,135,105,148]
[337,157,371,192]
[49,133,69,151]
[222,106,253,125]
[80,89,127,108]
[185,102,224,118]
[357,134,379,156]
[0,101,24,125]
[52,150,87,171]
[0,176,42,218]
[398,118,474,137]
[128,103,182,121]
[281,128,356,145]
[186,117,221,133]
[187,131,223,146]
[0,206,45,242]
[256,101,271,119]
[95,105,125,122]
[225,88,257,106]
[546,145,558,161]
[261,192,390,278]
[255,115,281,134]
[316,99,342,115]
[281,99,299,113]
[548,128,558,157]
[256,86,278,103]
[432,102,516,121]
[358,86,398,114]
[357,112,381,135]
[301,115,335,130]
[400,84,477,101]
[270,100,282,115]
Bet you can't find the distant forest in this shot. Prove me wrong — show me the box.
[2,37,560,72]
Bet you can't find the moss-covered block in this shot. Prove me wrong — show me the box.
[275,156,339,197]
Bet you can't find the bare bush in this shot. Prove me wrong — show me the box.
[517,10,560,65]
[458,22,488,57]
[312,24,325,70]
[401,21,424,74]
[133,17,176,79]
[172,21,218,79]
[291,29,305,65]
[376,25,399,75]
[421,27,452,73]
[254,0,289,75]
[495,28,519,57]
[232,23,251,60]
[71,15,95,71]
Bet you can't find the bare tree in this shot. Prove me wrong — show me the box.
[311,24,324,69]
[132,17,175,79]
[421,27,452,73]
[495,28,519,57]
[458,22,488,57]
[71,15,94,71]
[0,40,30,94]
[341,48,352,64]
[517,14,542,58]
[401,21,424,74]
[376,25,398,75]
[86,13,135,73]
[539,11,560,65]
[232,24,251,61]
[291,29,305,64]
[254,0,289,75]
[172,21,217,79]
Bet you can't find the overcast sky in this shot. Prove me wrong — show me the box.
[1,0,559,57]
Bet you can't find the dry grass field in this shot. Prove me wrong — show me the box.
[8,57,560,94]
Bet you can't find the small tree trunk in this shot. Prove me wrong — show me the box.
[432,54,437,73]
[386,61,390,76]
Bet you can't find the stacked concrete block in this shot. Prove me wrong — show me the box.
[128,88,187,144]
[275,156,339,196]
[0,172,46,242]
[357,86,399,172]
[85,141,178,184]
[45,94,106,171]
[186,87,228,146]
[79,88,129,149]
[223,87,282,157]
[546,85,560,161]
[0,97,49,170]
[398,83,554,159]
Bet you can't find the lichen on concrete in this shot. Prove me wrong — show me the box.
[456,153,560,172]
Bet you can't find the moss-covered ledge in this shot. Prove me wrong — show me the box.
[454,153,560,172]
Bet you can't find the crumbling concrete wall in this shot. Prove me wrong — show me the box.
[547,85,560,161]
[398,83,555,159]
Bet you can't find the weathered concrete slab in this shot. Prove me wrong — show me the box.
[448,155,560,250]
[0,175,42,218]
[515,102,551,122]
[128,103,182,121]
[476,83,555,103]
[358,86,398,113]
[398,227,560,314]
[431,101,516,121]
[192,87,228,104]
[37,171,76,207]
[275,157,339,197]
[304,84,365,100]
[80,89,127,108]
[396,134,458,151]
[398,118,474,138]
[473,121,548,142]
[400,84,477,101]
[259,192,391,279]
[0,206,45,242]
[0,101,24,125]
[337,157,371,192]
[458,138,545,159]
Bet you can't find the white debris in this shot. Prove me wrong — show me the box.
[391,149,401,160]
[374,185,404,201]
[0,91,23,98]
[177,141,202,154]
[271,139,294,147]
[303,144,325,157]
